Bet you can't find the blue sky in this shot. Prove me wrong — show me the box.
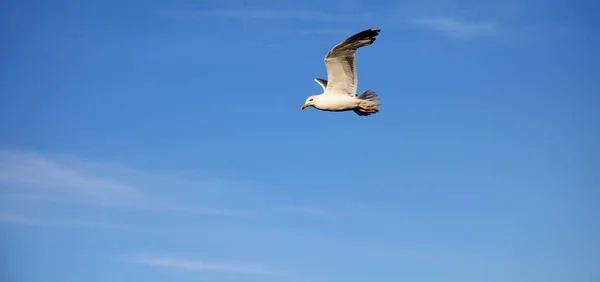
[1,0,599,281]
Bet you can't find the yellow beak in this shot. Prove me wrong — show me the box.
[301,104,309,110]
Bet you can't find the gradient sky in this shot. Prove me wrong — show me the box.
[1,1,599,282]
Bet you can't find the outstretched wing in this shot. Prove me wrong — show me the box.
[314,78,328,91]
[323,27,380,96]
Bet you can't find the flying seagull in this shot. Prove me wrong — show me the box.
[301,27,382,116]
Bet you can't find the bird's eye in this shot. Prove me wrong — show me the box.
[309,98,313,101]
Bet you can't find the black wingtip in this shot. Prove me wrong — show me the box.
[362,27,381,35]
[343,27,381,44]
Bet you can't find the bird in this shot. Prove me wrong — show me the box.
[301,27,382,116]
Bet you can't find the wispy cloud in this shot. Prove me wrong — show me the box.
[0,148,350,226]
[412,17,497,37]
[0,149,139,201]
[127,255,278,275]
[0,149,254,218]
[160,7,506,40]
[161,9,371,23]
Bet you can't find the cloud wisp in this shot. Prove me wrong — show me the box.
[159,6,509,41]
[412,17,497,37]
[127,255,278,275]
[0,149,139,201]
[0,149,255,218]
[0,148,341,226]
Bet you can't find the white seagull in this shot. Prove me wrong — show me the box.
[301,27,382,116]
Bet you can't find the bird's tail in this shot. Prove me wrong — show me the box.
[354,89,381,116]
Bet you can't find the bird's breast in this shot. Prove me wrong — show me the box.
[315,95,358,111]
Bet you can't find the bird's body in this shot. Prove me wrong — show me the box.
[307,91,360,112]
[301,27,382,116]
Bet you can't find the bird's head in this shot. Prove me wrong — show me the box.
[301,95,318,110]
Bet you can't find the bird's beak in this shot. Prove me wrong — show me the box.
[301,104,308,110]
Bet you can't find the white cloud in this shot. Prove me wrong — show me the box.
[412,17,497,37]
[127,255,278,275]
[0,149,254,218]
[159,7,506,40]
[0,149,139,200]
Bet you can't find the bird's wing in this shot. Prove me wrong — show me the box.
[314,78,328,91]
[323,27,380,97]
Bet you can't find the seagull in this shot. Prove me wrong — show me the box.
[301,27,382,116]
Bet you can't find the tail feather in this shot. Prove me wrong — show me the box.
[353,89,381,116]
[357,89,381,105]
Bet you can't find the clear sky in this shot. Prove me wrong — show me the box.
[1,0,599,282]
